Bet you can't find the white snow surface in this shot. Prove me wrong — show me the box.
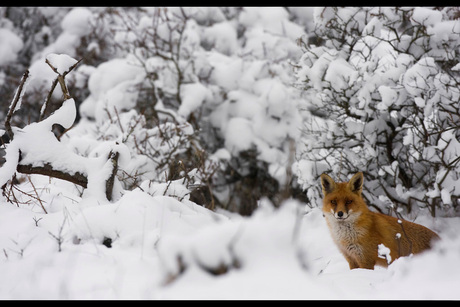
[0,188,458,300]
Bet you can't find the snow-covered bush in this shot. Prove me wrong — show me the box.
[0,53,127,204]
[0,7,315,215]
[295,7,460,216]
[0,7,115,129]
[59,7,313,215]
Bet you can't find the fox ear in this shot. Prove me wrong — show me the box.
[320,173,336,196]
[348,172,363,195]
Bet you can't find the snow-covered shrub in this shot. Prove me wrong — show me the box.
[0,8,115,128]
[0,53,128,204]
[67,7,312,215]
[0,7,316,215]
[295,7,460,216]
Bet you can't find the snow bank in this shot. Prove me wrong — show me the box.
[71,189,223,246]
[157,200,339,299]
[0,181,459,299]
[0,185,227,299]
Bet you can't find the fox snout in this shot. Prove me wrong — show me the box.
[336,210,345,219]
[330,207,351,220]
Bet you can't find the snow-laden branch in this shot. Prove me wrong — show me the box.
[0,54,126,202]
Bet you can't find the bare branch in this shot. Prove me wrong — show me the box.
[105,150,119,201]
[5,70,29,141]
[16,163,88,188]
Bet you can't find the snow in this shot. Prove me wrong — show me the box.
[411,7,443,26]
[377,85,398,110]
[0,28,23,66]
[60,7,93,37]
[178,83,212,118]
[79,57,145,122]
[0,190,458,299]
[46,53,78,75]
[202,21,238,55]
[224,117,254,155]
[402,57,438,97]
[28,59,62,97]
[0,6,460,300]
[324,57,358,92]
[378,243,392,264]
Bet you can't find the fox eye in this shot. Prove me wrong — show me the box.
[331,199,337,206]
[345,200,352,205]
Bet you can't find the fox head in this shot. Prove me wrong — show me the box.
[320,172,368,221]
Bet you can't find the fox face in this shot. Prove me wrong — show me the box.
[320,172,367,223]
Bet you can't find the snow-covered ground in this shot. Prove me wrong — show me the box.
[0,176,458,300]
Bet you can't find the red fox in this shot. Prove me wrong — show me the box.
[320,172,439,270]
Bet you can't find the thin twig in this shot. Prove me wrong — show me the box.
[5,70,30,141]
[27,175,48,214]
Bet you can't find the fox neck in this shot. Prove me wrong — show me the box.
[325,210,368,243]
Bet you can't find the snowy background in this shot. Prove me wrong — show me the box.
[0,7,460,299]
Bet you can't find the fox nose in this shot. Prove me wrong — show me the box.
[337,211,344,218]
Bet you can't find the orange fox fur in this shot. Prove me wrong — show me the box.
[320,172,439,270]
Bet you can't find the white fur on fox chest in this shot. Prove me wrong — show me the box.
[324,212,366,256]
